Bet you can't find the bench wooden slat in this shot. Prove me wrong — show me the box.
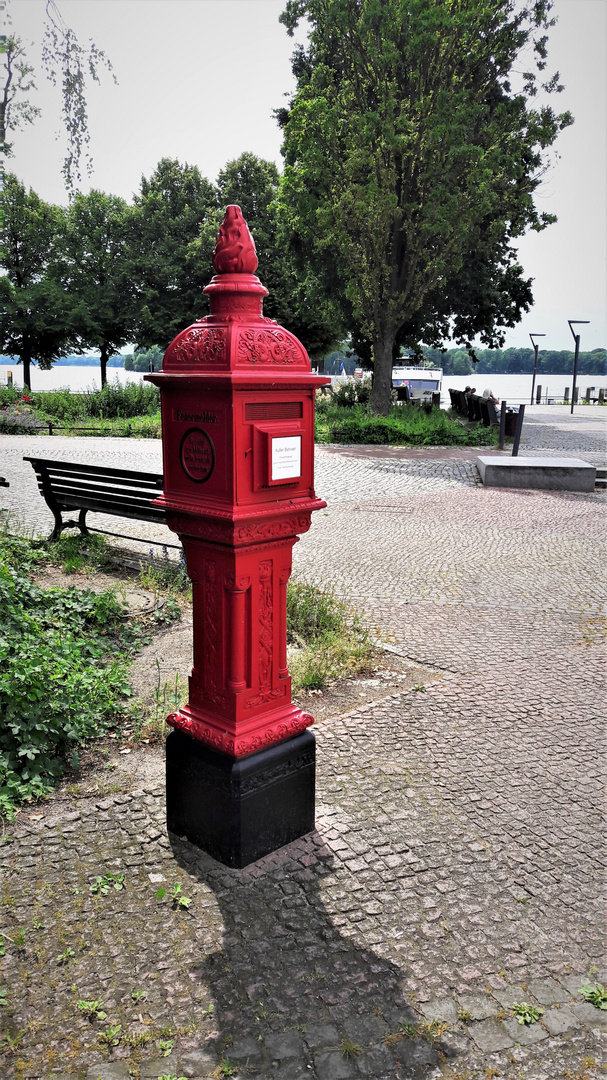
[24,457,163,488]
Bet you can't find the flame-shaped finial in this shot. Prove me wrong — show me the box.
[212,205,258,274]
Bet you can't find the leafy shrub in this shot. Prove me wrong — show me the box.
[0,554,136,815]
[287,580,374,690]
[24,380,160,422]
[331,377,372,408]
[0,386,21,408]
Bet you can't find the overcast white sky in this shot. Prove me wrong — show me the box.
[4,0,606,352]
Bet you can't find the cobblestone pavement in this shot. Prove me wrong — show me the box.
[0,410,605,1080]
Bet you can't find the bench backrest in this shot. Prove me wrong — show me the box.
[24,457,166,523]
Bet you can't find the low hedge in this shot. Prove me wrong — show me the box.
[326,403,497,446]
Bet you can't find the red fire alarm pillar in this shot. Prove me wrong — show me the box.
[146,206,329,867]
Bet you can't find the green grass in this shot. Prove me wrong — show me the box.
[287,579,375,690]
[316,400,498,446]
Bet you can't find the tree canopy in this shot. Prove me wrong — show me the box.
[277,0,573,412]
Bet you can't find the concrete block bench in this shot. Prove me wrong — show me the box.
[476,456,596,492]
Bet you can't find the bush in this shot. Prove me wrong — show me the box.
[331,377,372,408]
[326,403,498,446]
[287,579,374,690]
[24,380,160,422]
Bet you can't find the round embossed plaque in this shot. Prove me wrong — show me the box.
[180,428,215,483]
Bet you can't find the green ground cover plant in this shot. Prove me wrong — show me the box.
[287,579,374,690]
[0,533,148,816]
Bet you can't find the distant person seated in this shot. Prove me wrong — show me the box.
[482,388,499,406]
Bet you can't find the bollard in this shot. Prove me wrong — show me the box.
[573,387,579,404]
[146,206,329,867]
[511,404,526,457]
[599,388,605,404]
[584,387,591,403]
[498,400,507,451]
[536,384,542,404]
[564,387,569,403]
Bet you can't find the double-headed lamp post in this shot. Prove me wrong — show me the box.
[568,320,590,414]
[529,333,546,405]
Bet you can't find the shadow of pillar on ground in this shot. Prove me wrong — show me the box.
[169,829,456,1079]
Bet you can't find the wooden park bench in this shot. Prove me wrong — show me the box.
[23,457,179,549]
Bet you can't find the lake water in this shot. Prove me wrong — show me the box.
[1,364,606,404]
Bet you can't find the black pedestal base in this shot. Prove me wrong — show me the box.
[166,728,316,868]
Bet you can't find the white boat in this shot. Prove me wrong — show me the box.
[392,365,443,402]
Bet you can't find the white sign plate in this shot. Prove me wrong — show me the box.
[271,435,301,481]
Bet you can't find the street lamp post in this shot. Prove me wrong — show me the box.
[529,333,546,405]
[568,320,590,414]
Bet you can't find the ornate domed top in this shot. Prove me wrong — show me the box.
[162,205,312,374]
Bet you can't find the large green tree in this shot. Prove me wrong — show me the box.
[211,151,344,360]
[131,158,217,349]
[278,0,572,412]
[0,173,72,389]
[63,189,136,387]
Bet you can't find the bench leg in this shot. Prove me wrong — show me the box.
[49,509,64,541]
[78,508,89,536]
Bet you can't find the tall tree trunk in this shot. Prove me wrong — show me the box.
[22,354,32,391]
[100,344,108,389]
[369,332,396,415]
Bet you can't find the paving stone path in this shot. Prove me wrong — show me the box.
[0,407,605,1079]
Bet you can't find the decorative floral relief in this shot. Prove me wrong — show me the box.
[166,710,313,757]
[258,561,273,694]
[236,516,310,543]
[237,328,302,365]
[173,326,226,364]
[243,686,284,712]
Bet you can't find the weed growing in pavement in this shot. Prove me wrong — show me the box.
[287,579,374,690]
[55,947,75,965]
[510,1002,543,1025]
[98,1023,122,1046]
[131,989,146,1003]
[215,1060,237,1078]
[340,1037,363,1059]
[384,1018,448,1046]
[457,1008,472,1022]
[580,983,607,1009]
[0,988,6,1006]
[156,882,192,910]
[77,999,107,1021]
[90,872,125,895]
[159,1038,174,1055]
[0,1027,25,1052]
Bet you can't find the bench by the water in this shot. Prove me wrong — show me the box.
[23,457,179,548]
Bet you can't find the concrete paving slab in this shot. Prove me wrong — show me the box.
[476,455,596,490]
